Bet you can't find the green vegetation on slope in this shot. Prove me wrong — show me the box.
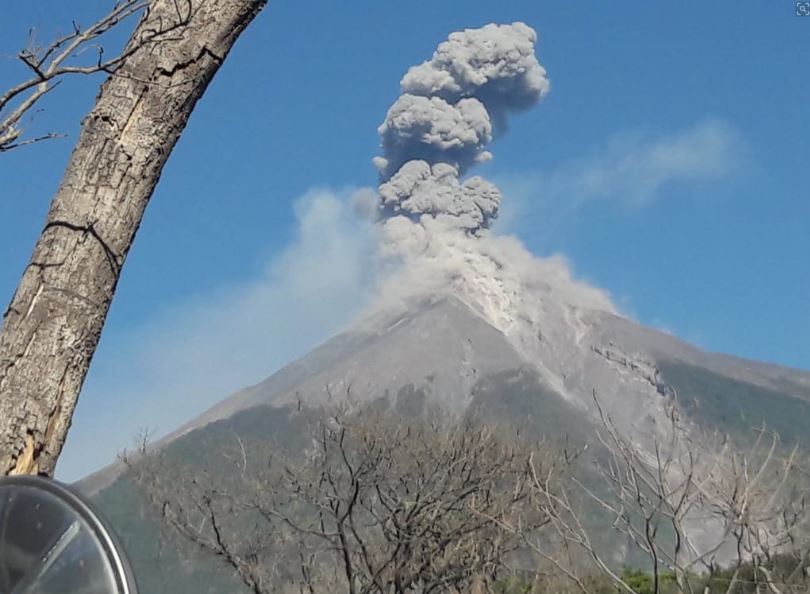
[657,359,810,446]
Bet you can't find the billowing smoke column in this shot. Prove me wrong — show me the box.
[369,22,618,407]
[374,22,549,235]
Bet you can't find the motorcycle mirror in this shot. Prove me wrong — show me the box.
[0,475,137,594]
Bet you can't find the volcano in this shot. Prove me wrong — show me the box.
[165,292,810,445]
[79,289,810,497]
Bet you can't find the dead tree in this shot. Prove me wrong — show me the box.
[273,410,545,594]
[1,1,156,151]
[523,394,810,594]
[128,437,284,594]
[129,408,549,594]
[0,0,267,477]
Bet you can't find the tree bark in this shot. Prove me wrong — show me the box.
[0,0,267,477]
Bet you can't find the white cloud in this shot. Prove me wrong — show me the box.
[58,188,380,481]
[496,119,742,231]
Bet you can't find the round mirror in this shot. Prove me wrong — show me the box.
[0,476,137,594]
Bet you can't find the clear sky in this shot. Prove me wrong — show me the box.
[1,1,808,480]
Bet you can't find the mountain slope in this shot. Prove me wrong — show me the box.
[78,295,810,499]
[77,294,810,594]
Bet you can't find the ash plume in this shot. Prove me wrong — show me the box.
[374,22,549,235]
[375,95,493,180]
[401,21,549,117]
[379,161,501,233]
[370,21,615,375]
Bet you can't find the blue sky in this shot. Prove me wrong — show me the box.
[1,1,808,480]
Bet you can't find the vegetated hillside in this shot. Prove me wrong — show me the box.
[657,359,810,447]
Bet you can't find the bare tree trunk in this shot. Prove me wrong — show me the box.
[0,0,267,477]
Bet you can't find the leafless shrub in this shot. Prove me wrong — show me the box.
[519,392,810,594]
[126,406,553,593]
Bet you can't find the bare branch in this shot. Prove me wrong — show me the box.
[128,406,551,593]
[0,0,195,151]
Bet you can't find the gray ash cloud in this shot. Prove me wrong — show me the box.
[374,22,549,235]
